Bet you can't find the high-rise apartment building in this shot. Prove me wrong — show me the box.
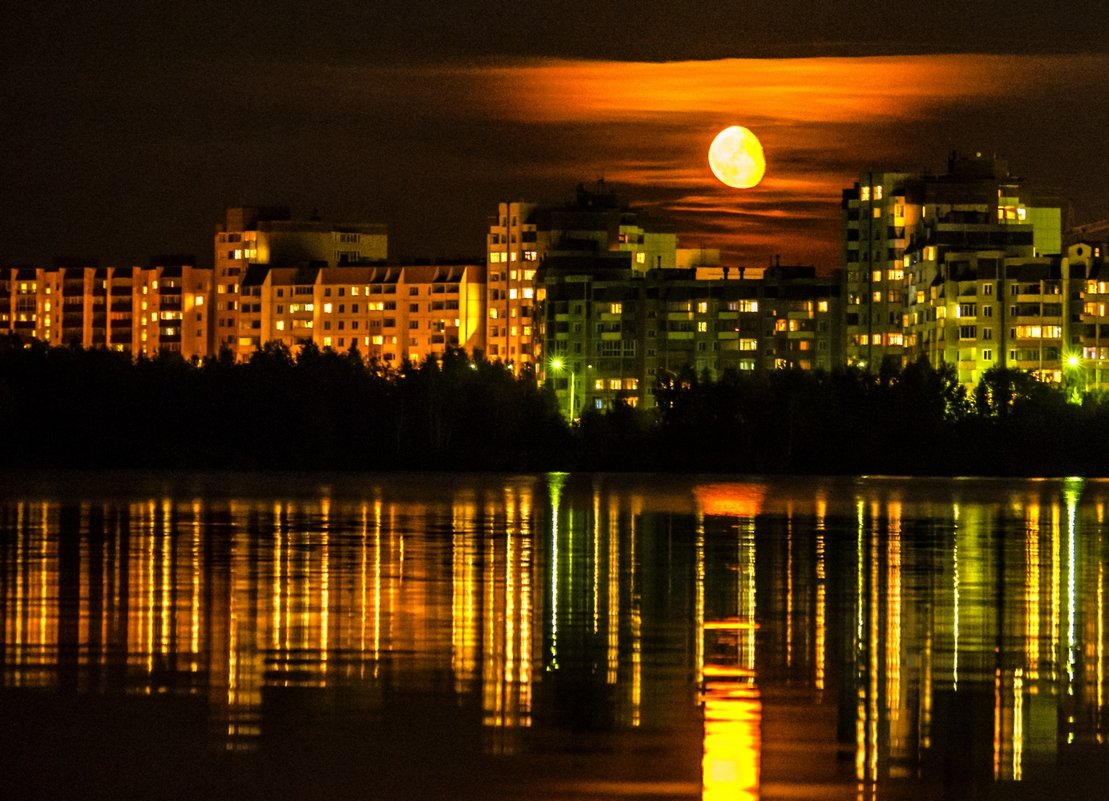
[485,183,678,367]
[537,255,842,415]
[843,153,1063,385]
[237,262,485,365]
[0,258,212,358]
[214,207,387,354]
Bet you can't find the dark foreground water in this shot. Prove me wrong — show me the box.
[1,472,1107,800]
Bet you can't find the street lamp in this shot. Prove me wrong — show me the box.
[548,356,574,420]
[1066,352,1085,404]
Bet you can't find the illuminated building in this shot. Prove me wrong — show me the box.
[905,253,1078,386]
[235,261,485,364]
[843,152,1063,382]
[486,183,678,367]
[214,206,387,354]
[538,257,842,415]
[0,258,212,358]
[1072,241,1109,391]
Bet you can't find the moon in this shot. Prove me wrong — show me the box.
[708,126,766,189]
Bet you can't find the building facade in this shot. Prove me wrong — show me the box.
[537,255,842,415]
[485,183,678,368]
[214,206,388,353]
[0,258,212,358]
[843,152,1067,386]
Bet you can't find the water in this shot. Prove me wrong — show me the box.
[1,472,1107,800]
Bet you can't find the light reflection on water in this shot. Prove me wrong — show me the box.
[0,473,1107,800]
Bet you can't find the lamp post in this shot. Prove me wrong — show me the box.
[1066,353,1085,404]
[549,356,573,420]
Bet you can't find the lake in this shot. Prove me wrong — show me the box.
[1,472,1106,800]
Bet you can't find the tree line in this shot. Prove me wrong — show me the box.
[2,336,1107,476]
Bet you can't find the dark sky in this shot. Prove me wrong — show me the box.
[4,2,1108,269]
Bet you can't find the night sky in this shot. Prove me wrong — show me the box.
[4,2,1108,271]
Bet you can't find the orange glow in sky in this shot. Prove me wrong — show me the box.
[442,54,1109,269]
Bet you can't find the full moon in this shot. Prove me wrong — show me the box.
[708,126,766,189]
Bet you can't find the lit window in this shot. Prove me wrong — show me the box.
[509,289,518,300]
[610,303,622,314]
[860,186,871,202]
[817,300,828,313]
[524,270,535,281]
[323,337,332,347]
[594,379,604,391]
[697,301,708,313]
[636,252,646,264]
[510,251,518,261]
[872,270,882,282]
[323,303,332,313]
[872,291,881,302]
[888,333,903,346]
[873,207,881,219]
[609,379,621,390]
[275,320,285,331]
[523,288,534,299]
[697,321,708,332]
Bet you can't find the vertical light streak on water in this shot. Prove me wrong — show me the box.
[320,497,330,680]
[592,488,600,636]
[1013,667,1024,780]
[1026,502,1041,680]
[815,497,826,693]
[786,504,793,668]
[743,516,757,674]
[993,666,1002,780]
[506,489,518,725]
[78,503,90,666]
[695,506,705,687]
[1099,547,1105,744]
[145,500,155,678]
[1051,501,1061,684]
[887,500,902,759]
[372,500,382,673]
[606,496,619,686]
[1065,480,1080,696]
[191,501,201,667]
[228,520,239,732]
[360,503,367,679]
[953,504,960,692]
[484,494,500,726]
[868,500,879,785]
[630,500,641,727]
[13,502,24,684]
[160,499,171,657]
[519,488,534,724]
[450,499,468,692]
[547,473,565,670]
[855,498,865,783]
[272,503,282,652]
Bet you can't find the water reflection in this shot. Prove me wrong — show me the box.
[0,474,1107,799]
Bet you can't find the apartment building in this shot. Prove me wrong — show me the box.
[215,206,387,353]
[237,262,485,366]
[844,152,1065,384]
[0,258,212,358]
[485,183,678,367]
[537,254,842,415]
